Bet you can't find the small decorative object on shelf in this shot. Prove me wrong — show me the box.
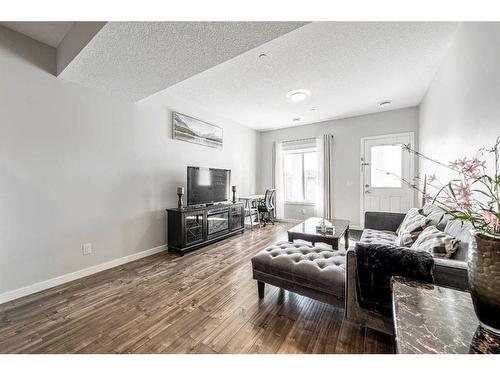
[177,186,184,209]
[402,136,500,335]
[231,185,236,203]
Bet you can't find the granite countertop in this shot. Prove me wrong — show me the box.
[392,276,500,354]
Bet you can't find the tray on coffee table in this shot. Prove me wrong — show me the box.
[287,217,350,250]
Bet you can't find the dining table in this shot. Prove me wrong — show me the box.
[238,194,265,229]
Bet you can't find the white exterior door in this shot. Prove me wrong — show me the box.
[360,133,415,227]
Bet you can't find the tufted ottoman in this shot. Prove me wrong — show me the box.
[251,241,346,307]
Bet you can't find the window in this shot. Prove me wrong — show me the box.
[283,151,318,203]
[370,144,402,188]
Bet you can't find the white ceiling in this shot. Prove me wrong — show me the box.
[0,22,73,47]
[144,22,458,130]
[1,21,458,131]
[59,22,308,101]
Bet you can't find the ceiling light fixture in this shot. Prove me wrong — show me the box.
[286,89,311,102]
[379,101,391,107]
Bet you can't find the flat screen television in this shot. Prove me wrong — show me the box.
[187,167,231,206]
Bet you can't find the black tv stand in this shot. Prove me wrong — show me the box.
[166,202,244,256]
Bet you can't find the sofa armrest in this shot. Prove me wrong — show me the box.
[364,211,406,232]
[433,258,468,291]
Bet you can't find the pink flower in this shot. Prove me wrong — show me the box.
[457,200,472,210]
[450,157,468,169]
[427,174,437,183]
[455,183,471,200]
[472,157,486,169]
[423,193,433,203]
[482,211,500,228]
[450,157,485,179]
[448,183,474,211]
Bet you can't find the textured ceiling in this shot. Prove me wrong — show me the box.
[143,22,458,130]
[0,22,73,47]
[59,22,308,101]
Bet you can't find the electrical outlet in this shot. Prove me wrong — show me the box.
[82,243,92,256]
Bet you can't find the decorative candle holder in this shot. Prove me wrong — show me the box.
[177,186,184,209]
[231,185,236,203]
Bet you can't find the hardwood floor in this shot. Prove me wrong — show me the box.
[0,223,394,354]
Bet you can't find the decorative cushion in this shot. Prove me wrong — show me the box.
[396,208,431,245]
[395,231,414,247]
[410,225,460,258]
[251,241,346,298]
[359,229,397,246]
[420,203,451,231]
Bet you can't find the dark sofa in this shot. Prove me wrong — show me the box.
[345,204,472,333]
[361,209,470,290]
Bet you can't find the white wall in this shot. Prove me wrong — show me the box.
[419,23,500,182]
[0,26,259,298]
[258,107,419,227]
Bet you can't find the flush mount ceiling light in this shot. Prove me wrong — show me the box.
[379,101,391,107]
[286,89,311,102]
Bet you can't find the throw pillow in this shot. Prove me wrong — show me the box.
[420,203,451,230]
[396,208,431,245]
[410,225,460,258]
[395,231,413,247]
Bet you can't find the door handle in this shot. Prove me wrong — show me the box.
[365,190,372,194]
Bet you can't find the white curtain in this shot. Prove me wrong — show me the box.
[315,137,324,217]
[272,141,284,219]
[323,134,334,219]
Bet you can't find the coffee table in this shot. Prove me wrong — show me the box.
[287,217,350,250]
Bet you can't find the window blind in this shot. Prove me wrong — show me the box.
[280,138,318,154]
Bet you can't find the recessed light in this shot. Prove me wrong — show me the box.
[258,53,267,58]
[379,101,391,107]
[286,89,311,102]
[293,117,301,122]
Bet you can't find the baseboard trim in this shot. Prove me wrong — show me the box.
[0,244,167,305]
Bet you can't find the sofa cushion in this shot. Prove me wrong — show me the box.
[396,208,431,245]
[421,203,451,230]
[411,225,460,258]
[359,229,397,246]
[251,241,346,298]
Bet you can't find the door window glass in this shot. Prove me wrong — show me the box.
[370,144,402,188]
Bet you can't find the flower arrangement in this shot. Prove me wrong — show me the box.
[402,136,500,235]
